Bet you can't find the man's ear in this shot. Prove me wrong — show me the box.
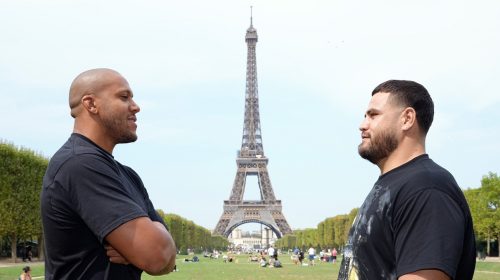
[401,107,416,131]
[82,94,98,114]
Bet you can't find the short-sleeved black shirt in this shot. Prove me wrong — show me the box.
[338,155,476,280]
[41,133,164,280]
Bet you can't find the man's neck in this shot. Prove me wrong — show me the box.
[377,143,425,174]
[73,125,115,154]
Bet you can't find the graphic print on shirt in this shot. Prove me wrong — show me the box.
[338,183,393,280]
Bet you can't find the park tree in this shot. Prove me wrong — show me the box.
[303,228,318,248]
[293,229,307,249]
[322,217,335,247]
[158,212,228,254]
[317,221,325,247]
[160,213,185,252]
[331,215,348,248]
[465,172,500,256]
[343,208,358,243]
[0,142,48,262]
[285,234,297,249]
[275,234,297,250]
[316,216,345,248]
[184,220,195,252]
[278,207,359,251]
[318,209,358,249]
[210,235,229,251]
[481,173,500,246]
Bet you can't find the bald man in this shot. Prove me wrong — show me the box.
[41,68,176,279]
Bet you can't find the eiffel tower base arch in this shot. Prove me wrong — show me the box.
[214,200,291,238]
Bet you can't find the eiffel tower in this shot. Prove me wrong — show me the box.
[213,11,292,238]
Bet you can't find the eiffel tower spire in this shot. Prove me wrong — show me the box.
[250,5,253,27]
[241,6,262,158]
[214,10,292,238]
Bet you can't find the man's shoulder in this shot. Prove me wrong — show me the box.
[372,156,464,215]
[385,156,469,217]
[69,133,111,157]
[405,157,458,193]
[51,134,105,159]
[384,156,455,188]
[46,135,115,179]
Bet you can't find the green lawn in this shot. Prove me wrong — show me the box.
[143,254,337,280]
[0,255,499,280]
[474,260,500,280]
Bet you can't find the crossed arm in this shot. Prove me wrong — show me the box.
[105,217,177,275]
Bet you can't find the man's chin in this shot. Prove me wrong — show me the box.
[118,134,138,144]
[358,149,378,165]
[358,144,369,157]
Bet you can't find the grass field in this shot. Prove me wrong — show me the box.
[0,255,499,280]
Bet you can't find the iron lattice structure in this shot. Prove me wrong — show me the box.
[213,15,292,238]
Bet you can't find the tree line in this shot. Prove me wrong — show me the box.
[463,172,500,256]
[0,141,48,261]
[275,208,358,250]
[0,141,227,261]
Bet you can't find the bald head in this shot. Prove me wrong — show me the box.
[69,68,123,118]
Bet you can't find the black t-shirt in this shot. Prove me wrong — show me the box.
[338,155,476,280]
[41,133,164,280]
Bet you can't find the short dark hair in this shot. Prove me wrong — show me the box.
[23,266,30,273]
[372,80,434,134]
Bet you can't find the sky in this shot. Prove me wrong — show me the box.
[1,0,499,232]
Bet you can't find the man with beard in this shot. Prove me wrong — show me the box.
[41,68,176,279]
[337,80,475,280]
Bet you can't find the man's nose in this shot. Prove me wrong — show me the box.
[359,117,368,131]
[131,99,140,113]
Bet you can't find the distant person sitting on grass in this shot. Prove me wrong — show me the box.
[19,266,32,280]
[184,255,199,262]
[223,254,234,263]
[260,257,267,267]
[249,255,259,262]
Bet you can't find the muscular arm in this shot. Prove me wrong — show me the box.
[399,269,450,280]
[105,217,176,275]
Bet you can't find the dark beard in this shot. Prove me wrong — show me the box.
[115,131,137,144]
[102,117,137,144]
[358,130,398,165]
